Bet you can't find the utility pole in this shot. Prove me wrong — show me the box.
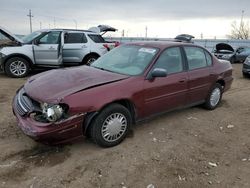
[54,17,56,28]
[40,22,42,29]
[240,10,244,25]
[27,9,33,33]
[145,26,148,38]
[73,19,77,29]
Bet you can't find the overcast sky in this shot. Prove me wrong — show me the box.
[0,0,249,39]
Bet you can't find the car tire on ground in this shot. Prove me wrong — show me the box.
[243,72,249,78]
[5,57,30,78]
[230,56,236,64]
[204,83,223,110]
[90,104,132,147]
[84,54,99,65]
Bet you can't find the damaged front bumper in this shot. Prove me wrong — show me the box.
[12,92,86,145]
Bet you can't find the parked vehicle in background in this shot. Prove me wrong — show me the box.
[213,43,234,61]
[213,43,250,63]
[12,41,233,147]
[242,55,250,77]
[232,47,250,63]
[0,26,117,78]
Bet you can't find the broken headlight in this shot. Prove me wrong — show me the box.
[40,103,66,122]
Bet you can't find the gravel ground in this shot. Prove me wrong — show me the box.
[0,64,250,188]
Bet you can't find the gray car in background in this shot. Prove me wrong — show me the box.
[0,26,117,78]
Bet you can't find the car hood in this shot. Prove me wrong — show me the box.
[0,26,23,44]
[24,66,129,104]
[215,43,234,52]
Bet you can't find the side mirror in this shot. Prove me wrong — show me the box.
[33,39,39,45]
[148,68,167,80]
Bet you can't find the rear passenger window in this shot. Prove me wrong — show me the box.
[88,34,106,43]
[65,33,87,43]
[184,47,207,70]
[205,51,212,66]
[154,47,183,74]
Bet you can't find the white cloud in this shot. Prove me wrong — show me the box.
[0,0,249,38]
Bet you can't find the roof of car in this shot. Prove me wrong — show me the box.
[35,28,95,33]
[125,41,197,50]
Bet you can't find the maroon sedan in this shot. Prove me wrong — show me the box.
[13,42,233,147]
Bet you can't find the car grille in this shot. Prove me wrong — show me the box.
[15,88,33,116]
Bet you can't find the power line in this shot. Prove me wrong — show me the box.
[27,9,33,33]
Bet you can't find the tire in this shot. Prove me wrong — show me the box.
[5,57,30,78]
[230,56,236,64]
[243,72,249,78]
[90,104,132,147]
[84,54,99,65]
[204,83,223,110]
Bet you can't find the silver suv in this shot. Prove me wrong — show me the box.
[0,26,117,77]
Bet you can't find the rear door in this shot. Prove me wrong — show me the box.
[184,46,212,104]
[143,47,188,117]
[63,31,89,63]
[33,31,62,65]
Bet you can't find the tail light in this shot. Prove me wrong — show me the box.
[103,44,110,51]
[115,41,120,47]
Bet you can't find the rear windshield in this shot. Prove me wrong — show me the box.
[88,34,106,43]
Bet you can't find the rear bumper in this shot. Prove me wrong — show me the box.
[13,95,86,144]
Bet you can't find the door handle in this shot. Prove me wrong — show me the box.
[179,78,186,83]
[82,45,87,48]
[49,46,55,50]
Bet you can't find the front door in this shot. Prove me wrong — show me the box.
[143,47,188,117]
[33,31,63,65]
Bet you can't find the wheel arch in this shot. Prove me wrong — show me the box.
[83,99,137,135]
[216,79,225,91]
[3,53,33,71]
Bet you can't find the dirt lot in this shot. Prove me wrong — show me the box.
[0,64,250,188]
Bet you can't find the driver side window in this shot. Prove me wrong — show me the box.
[39,31,60,44]
[154,47,183,74]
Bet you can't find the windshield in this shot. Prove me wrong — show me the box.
[22,31,42,43]
[91,45,158,76]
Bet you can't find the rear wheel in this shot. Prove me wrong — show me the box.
[84,54,99,65]
[5,57,30,78]
[90,104,132,147]
[204,83,222,110]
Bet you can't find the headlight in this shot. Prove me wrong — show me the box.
[41,103,64,122]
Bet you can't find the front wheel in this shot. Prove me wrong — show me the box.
[204,83,223,110]
[5,57,30,78]
[90,104,132,147]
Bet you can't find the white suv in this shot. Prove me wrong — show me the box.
[0,26,117,77]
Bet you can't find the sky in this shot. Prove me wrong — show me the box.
[0,0,250,39]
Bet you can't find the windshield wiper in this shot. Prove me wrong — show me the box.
[92,66,115,73]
